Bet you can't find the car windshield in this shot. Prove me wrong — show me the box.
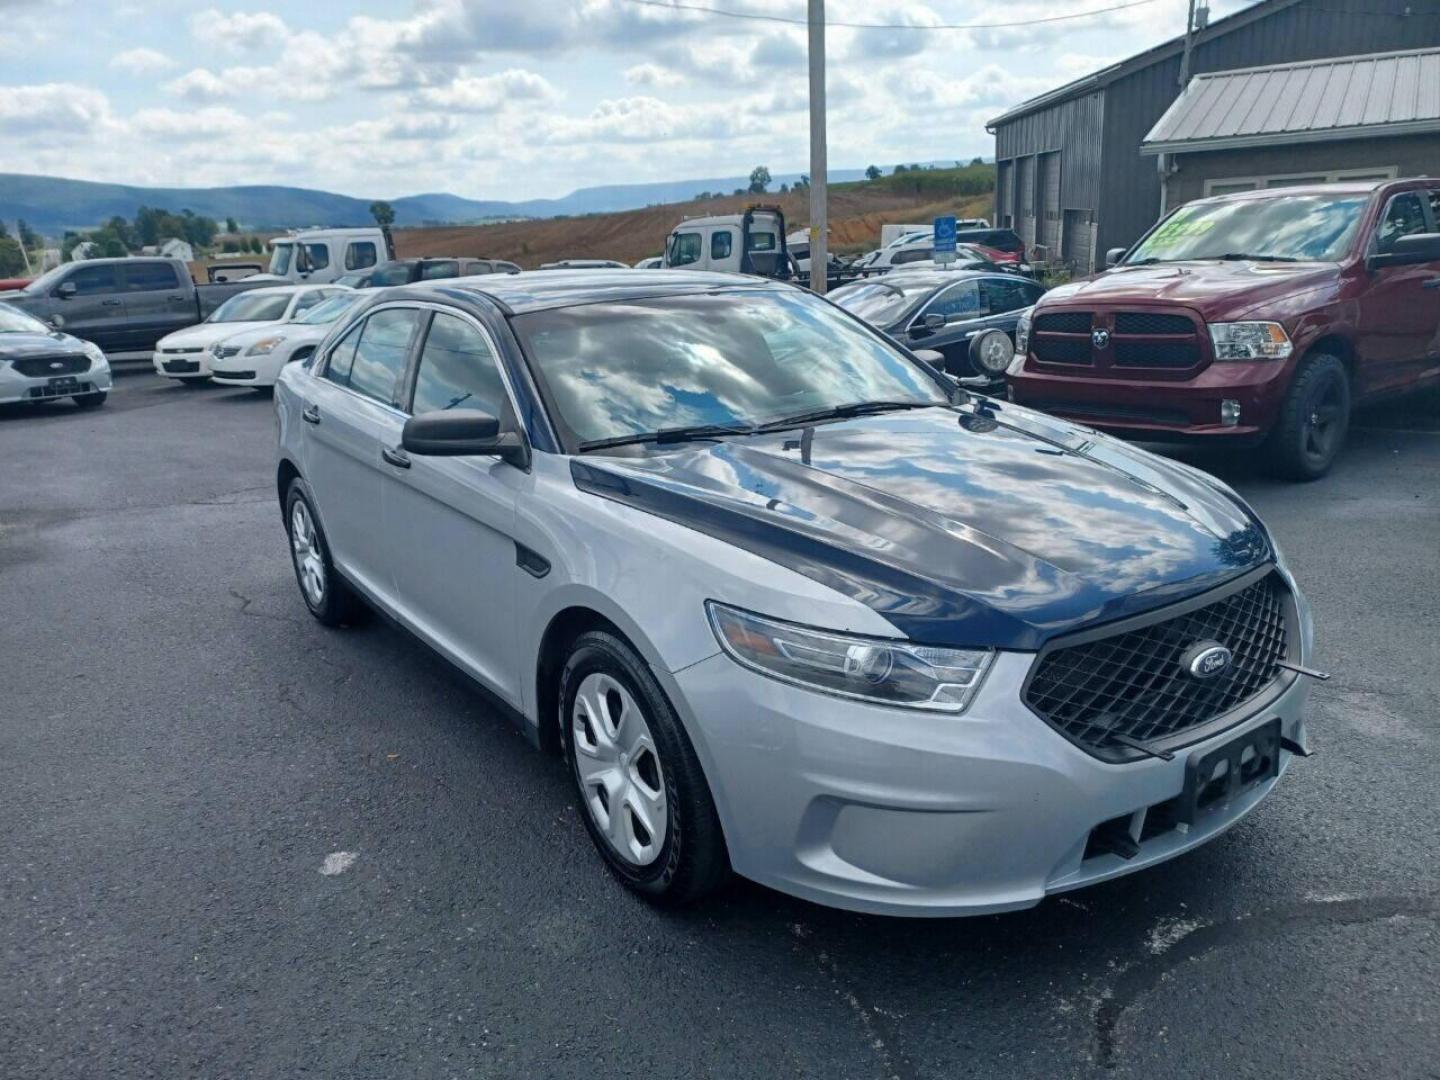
[830,276,945,325]
[513,289,947,447]
[0,302,50,333]
[268,244,293,276]
[208,293,291,323]
[1126,195,1369,263]
[295,293,361,325]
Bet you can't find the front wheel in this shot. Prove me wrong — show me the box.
[561,631,729,905]
[1263,353,1351,481]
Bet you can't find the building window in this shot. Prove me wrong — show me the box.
[1203,166,1398,197]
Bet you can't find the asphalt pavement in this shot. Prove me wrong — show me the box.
[2,373,1437,1079]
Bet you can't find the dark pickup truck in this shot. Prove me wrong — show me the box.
[1007,179,1440,479]
[0,257,264,356]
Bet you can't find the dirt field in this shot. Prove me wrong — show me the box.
[392,186,995,269]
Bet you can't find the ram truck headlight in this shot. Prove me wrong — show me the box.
[707,603,994,713]
[1209,321,1292,361]
[246,336,286,356]
[81,340,108,370]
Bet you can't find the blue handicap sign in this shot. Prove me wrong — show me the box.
[933,216,958,253]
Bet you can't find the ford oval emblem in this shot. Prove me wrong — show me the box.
[50,360,64,370]
[1091,328,1110,349]
[1181,641,1232,680]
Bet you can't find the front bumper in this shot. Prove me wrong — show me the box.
[1008,356,1293,441]
[153,351,213,378]
[673,604,1313,917]
[0,361,112,404]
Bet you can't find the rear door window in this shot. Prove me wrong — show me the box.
[420,261,460,280]
[978,277,1035,315]
[323,321,364,387]
[346,308,419,406]
[925,282,980,320]
[344,242,377,271]
[711,231,733,260]
[124,262,182,291]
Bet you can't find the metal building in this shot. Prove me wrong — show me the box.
[986,0,1440,274]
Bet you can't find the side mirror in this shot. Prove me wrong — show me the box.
[49,314,66,330]
[913,348,946,368]
[55,281,77,299]
[1368,232,1440,270]
[401,409,529,469]
[922,312,948,330]
[1105,247,1128,268]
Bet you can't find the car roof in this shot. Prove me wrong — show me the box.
[382,269,776,314]
[1196,181,1389,203]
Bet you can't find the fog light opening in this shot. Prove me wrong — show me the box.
[1220,399,1241,427]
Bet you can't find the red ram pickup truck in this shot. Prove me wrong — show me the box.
[1007,179,1440,479]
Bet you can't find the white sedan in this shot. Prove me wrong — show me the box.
[152,285,349,382]
[210,292,367,389]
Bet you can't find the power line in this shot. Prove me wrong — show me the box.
[617,0,1164,31]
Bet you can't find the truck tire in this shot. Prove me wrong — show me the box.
[1263,353,1350,481]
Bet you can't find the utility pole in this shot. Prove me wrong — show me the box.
[1178,0,1198,87]
[807,0,828,295]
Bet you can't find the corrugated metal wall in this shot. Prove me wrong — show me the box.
[993,0,1440,265]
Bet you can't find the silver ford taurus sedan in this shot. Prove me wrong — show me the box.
[273,270,1316,916]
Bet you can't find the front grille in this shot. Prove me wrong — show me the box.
[1027,401,1192,427]
[214,346,241,359]
[13,354,90,377]
[1114,341,1200,368]
[1034,311,1092,333]
[162,359,201,374]
[162,346,203,355]
[1114,312,1193,335]
[1024,572,1291,758]
[1032,337,1092,365]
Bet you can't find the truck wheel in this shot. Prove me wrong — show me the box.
[73,391,107,409]
[1263,353,1350,481]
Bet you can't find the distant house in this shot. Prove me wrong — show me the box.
[69,241,99,261]
[158,238,195,263]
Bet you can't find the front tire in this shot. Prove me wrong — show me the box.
[1263,353,1350,481]
[561,630,728,905]
[283,478,367,627]
[73,390,107,409]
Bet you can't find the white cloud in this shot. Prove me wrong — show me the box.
[110,47,174,75]
[0,83,112,136]
[130,106,250,141]
[624,63,684,88]
[412,69,560,113]
[190,8,289,52]
[164,68,234,103]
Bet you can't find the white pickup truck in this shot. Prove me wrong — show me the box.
[662,207,791,278]
[264,227,394,285]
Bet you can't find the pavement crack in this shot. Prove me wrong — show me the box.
[790,923,920,1080]
[228,586,303,624]
[1093,894,1440,1068]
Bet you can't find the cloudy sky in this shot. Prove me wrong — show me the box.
[1,0,1254,200]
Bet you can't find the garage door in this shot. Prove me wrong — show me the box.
[1039,152,1061,256]
[1062,209,1095,275]
[1016,157,1035,248]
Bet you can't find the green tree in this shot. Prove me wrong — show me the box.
[747,165,771,194]
[222,239,239,253]
[17,219,40,249]
[970,157,984,166]
[864,164,882,181]
[779,182,789,194]
[0,236,26,276]
[369,200,395,227]
[225,216,238,234]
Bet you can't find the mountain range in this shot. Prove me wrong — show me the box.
[0,166,934,237]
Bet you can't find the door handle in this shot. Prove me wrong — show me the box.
[101,299,122,307]
[381,446,411,469]
[168,294,186,301]
[301,404,321,425]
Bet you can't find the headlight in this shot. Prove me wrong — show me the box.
[81,340,108,369]
[1014,309,1032,356]
[1209,321,1292,361]
[707,603,994,713]
[246,335,286,356]
[208,341,224,356]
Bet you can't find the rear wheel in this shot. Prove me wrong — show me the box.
[561,630,728,905]
[73,390,107,409]
[1263,353,1350,481]
[284,478,367,627]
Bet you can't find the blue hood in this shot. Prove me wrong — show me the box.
[572,402,1270,649]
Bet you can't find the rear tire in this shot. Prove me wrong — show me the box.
[1263,352,1350,481]
[73,391,107,409]
[283,478,368,627]
[561,630,729,905]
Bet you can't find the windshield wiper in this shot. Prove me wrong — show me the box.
[755,400,937,432]
[1212,253,1298,263]
[577,422,756,453]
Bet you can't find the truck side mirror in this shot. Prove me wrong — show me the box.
[1105,247,1128,268]
[922,313,947,330]
[1368,232,1440,270]
[55,281,77,299]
